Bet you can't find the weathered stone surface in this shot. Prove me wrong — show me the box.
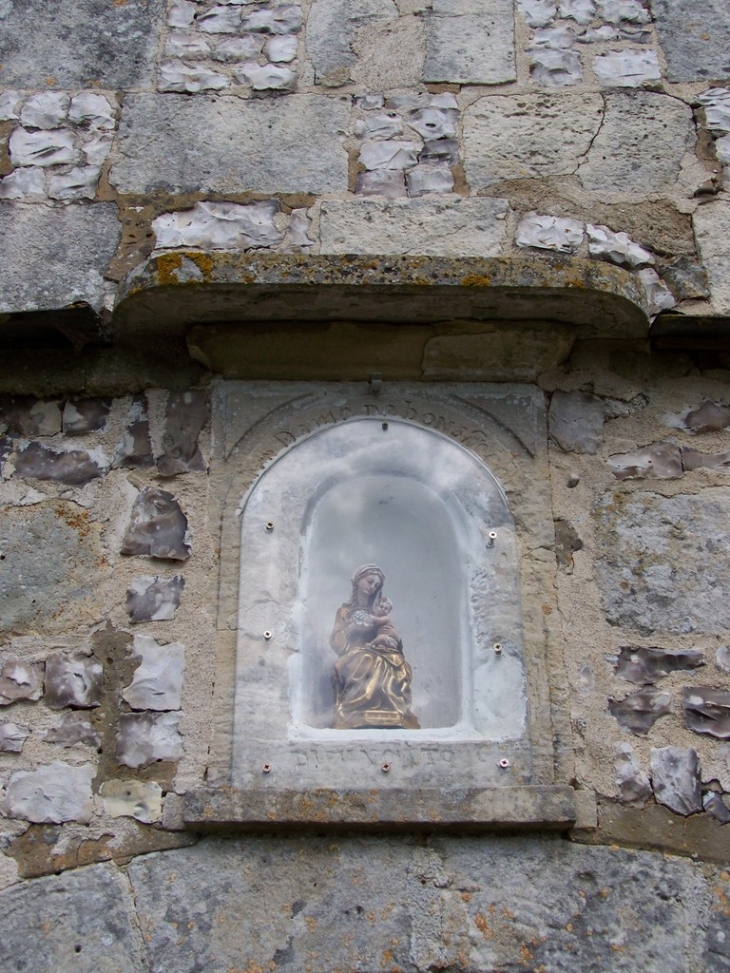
[112,399,154,469]
[678,400,730,434]
[608,441,683,479]
[0,661,44,706]
[0,167,46,201]
[529,48,583,85]
[0,862,146,972]
[116,712,184,768]
[42,711,102,749]
[0,722,30,753]
[8,128,79,168]
[355,169,407,198]
[110,94,349,195]
[233,62,297,89]
[126,575,185,624]
[682,687,730,739]
[423,0,515,84]
[19,92,69,129]
[615,646,705,684]
[518,0,557,26]
[13,442,106,485]
[577,92,694,195]
[516,213,584,253]
[637,267,676,317]
[586,223,654,268]
[680,448,730,473]
[307,0,398,85]
[592,49,660,86]
[560,0,595,23]
[319,197,508,256]
[694,201,730,315]
[650,746,703,816]
[406,107,458,140]
[608,688,672,734]
[62,398,111,435]
[406,165,454,196]
[595,489,730,635]
[100,779,163,823]
[614,741,652,806]
[2,761,94,823]
[0,396,62,437]
[419,137,459,165]
[703,790,730,824]
[699,88,730,134]
[0,501,107,636]
[47,165,101,202]
[0,203,120,314]
[157,389,208,476]
[68,92,116,130]
[359,139,420,170]
[128,836,707,972]
[122,634,185,711]
[121,488,191,561]
[354,112,404,138]
[652,0,730,82]
[158,60,229,92]
[548,390,604,454]
[463,92,602,188]
[44,653,103,710]
[0,0,166,88]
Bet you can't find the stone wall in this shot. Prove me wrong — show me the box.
[2,1,730,971]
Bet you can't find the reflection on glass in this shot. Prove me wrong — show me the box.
[330,564,420,730]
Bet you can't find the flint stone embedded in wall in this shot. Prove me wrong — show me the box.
[650,746,703,816]
[157,389,208,476]
[592,50,660,87]
[126,576,185,623]
[0,722,30,753]
[153,201,285,251]
[0,661,43,706]
[614,742,652,807]
[608,689,672,735]
[110,94,349,196]
[122,634,185,711]
[703,791,730,824]
[307,0,398,86]
[319,197,509,256]
[0,203,120,314]
[116,712,184,769]
[680,448,730,473]
[2,761,94,823]
[127,836,707,973]
[44,653,103,710]
[518,0,557,26]
[516,213,584,252]
[615,646,705,684]
[100,779,163,824]
[652,0,730,82]
[595,488,730,635]
[463,92,603,188]
[548,391,604,454]
[0,862,147,973]
[423,0,516,84]
[682,687,730,739]
[112,399,154,470]
[577,92,694,195]
[13,442,106,486]
[62,398,111,436]
[679,401,730,434]
[0,396,62,437]
[121,488,191,561]
[43,711,101,749]
[609,441,683,480]
[355,170,407,197]
[0,501,108,636]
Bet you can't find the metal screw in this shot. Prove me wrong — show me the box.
[493,642,502,654]
[487,530,497,548]
[382,421,389,431]
[263,630,272,640]
[265,522,274,532]
[381,762,391,773]
[498,758,510,769]
[262,763,272,774]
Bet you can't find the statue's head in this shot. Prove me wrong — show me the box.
[350,564,384,603]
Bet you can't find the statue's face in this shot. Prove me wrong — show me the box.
[357,572,382,598]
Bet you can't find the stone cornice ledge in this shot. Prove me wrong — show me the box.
[182,785,581,832]
[113,252,650,339]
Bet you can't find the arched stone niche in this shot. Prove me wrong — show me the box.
[185,383,578,828]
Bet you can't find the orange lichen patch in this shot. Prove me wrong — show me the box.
[542,604,553,615]
[461,274,492,287]
[185,251,214,278]
[157,253,184,287]
[520,944,534,965]
[381,950,394,965]
[304,916,318,933]
[500,906,516,921]
[713,885,730,917]
[474,912,496,940]
[566,278,586,289]
[461,892,472,902]
[565,922,574,932]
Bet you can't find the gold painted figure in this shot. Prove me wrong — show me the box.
[330,565,419,730]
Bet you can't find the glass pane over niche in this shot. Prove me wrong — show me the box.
[232,418,529,789]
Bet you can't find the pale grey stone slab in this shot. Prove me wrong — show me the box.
[608,441,683,479]
[153,201,284,252]
[62,398,111,435]
[577,92,694,195]
[0,862,146,973]
[100,779,163,823]
[548,390,604,454]
[608,688,672,735]
[116,711,184,768]
[594,488,730,635]
[128,836,707,973]
[121,488,191,561]
[682,687,730,739]
[123,634,185,711]
[2,761,94,823]
[126,575,185,623]
[13,442,106,485]
[157,389,208,476]
[423,0,515,84]
[694,200,730,315]
[0,0,167,88]
[110,94,349,195]
[463,92,603,188]
[42,712,102,749]
[0,661,44,706]
[307,0,399,85]
[652,0,730,83]
[44,653,103,710]
[0,203,120,314]
[615,646,705,684]
[319,197,508,256]
[650,746,703,815]
[0,722,30,753]
[614,742,652,807]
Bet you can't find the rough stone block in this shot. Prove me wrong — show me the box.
[12,442,106,485]
[116,712,184,769]
[516,213,584,253]
[608,688,672,734]
[614,742,652,807]
[0,661,44,706]
[652,0,730,83]
[110,94,349,196]
[307,0,399,86]
[0,204,120,314]
[0,722,30,754]
[157,389,209,476]
[122,634,185,711]
[0,863,146,973]
[594,488,730,635]
[2,761,94,823]
[62,398,111,436]
[42,712,102,749]
[319,197,508,256]
[121,488,191,561]
[548,390,604,454]
[608,441,683,479]
[112,399,154,470]
[693,201,730,315]
[423,0,515,84]
[577,92,694,195]
[126,575,185,624]
[650,746,703,816]
[44,653,103,710]
[463,92,603,188]
[100,779,163,823]
[529,48,583,86]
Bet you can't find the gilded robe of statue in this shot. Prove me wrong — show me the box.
[330,565,419,730]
